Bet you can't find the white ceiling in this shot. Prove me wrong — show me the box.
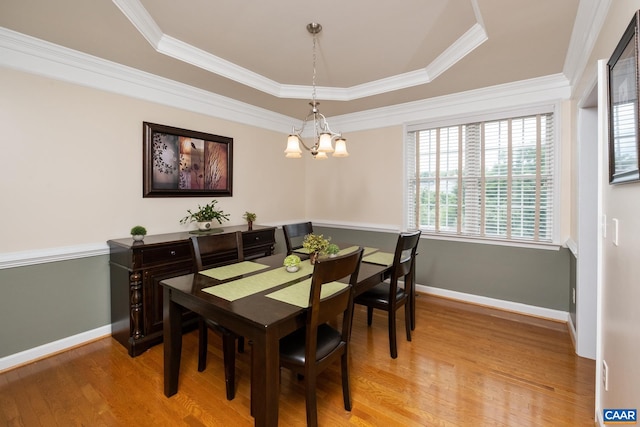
[0,0,581,119]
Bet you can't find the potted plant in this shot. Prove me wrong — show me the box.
[283,254,301,272]
[326,243,340,257]
[302,233,330,264]
[130,225,147,242]
[179,200,230,230]
[243,211,257,230]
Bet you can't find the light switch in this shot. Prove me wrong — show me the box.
[612,218,619,246]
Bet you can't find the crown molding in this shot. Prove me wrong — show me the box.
[0,26,569,136]
[111,0,488,101]
[426,22,488,82]
[111,0,162,45]
[331,73,571,133]
[563,0,612,92]
[0,26,292,133]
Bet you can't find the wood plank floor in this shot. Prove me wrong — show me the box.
[0,295,595,426]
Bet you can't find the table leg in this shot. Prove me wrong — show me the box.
[410,263,416,331]
[251,331,280,427]
[163,288,183,397]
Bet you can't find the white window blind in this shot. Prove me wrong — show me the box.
[407,112,555,243]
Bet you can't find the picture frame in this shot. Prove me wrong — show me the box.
[143,122,233,197]
[607,10,640,185]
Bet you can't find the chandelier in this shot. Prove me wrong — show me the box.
[284,23,349,160]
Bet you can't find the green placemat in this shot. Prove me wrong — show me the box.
[265,279,348,308]
[362,251,394,266]
[199,261,269,281]
[363,247,379,255]
[293,247,311,254]
[337,245,359,255]
[202,260,313,301]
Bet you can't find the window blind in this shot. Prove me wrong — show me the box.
[407,112,554,243]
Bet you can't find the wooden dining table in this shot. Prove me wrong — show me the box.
[160,246,393,427]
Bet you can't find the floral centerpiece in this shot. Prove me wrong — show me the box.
[326,243,340,257]
[302,233,330,264]
[179,200,230,230]
[283,254,301,272]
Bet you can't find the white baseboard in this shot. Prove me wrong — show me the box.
[567,314,578,348]
[0,324,112,372]
[417,284,570,322]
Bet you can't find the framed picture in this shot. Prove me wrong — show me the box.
[607,10,640,184]
[143,122,233,197]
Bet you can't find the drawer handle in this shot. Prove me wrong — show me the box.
[170,250,176,256]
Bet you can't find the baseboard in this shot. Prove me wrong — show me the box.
[0,324,112,373]
[417,284,570,323]
[567,314,578,349]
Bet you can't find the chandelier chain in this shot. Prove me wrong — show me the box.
[312,32,317,105]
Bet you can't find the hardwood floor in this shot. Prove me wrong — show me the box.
[0,295,595,426]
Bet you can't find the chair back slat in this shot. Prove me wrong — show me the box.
[283,222,313,254]
[190,231,244,271]
[391,231,421,283]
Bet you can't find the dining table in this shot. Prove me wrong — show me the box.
[160,245,395,427]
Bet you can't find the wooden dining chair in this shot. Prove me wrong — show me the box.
[189,231,245,400]
[279,247,364,427]
[282,222,313,254]
[354,230,421,359]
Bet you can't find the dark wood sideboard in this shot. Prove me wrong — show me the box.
[108,225,276,356]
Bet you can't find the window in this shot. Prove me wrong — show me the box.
[406,111,555,243]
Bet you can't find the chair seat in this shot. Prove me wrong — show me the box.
[355,283,405,306]
[203,318,237,338]
[280,324,342,365]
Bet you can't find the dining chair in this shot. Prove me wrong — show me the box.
[354,230,421,359]
[279,247,364,427]
[282,221,313,254]
[189,231,245,400]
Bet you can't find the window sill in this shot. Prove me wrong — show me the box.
[419,231,562,251]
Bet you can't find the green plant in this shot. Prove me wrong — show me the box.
[130,225,147,236]
[326,243,340,255]
[243,211,257,222]
[179,200,230,224]
[283,254,301,267]
[302,233,330,254]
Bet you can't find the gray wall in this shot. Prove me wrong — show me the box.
[0,255,111,358]
[0,227,570,359]
[317,226,571,311]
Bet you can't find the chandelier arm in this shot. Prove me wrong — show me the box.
[294,135,313,152]
[315,112,341,138]
[291,110,317,137]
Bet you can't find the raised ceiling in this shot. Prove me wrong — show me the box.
[0,0,580,118]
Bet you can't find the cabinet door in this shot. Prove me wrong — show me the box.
[143,263,192,336]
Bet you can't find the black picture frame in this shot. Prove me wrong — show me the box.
[607,10,640,184]
[143,122,233,197]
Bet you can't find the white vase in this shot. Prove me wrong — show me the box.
[286,265,299,273]
[197,221,213,231]
[132,235,144,242]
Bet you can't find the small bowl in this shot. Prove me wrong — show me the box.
[285,265,300,273]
